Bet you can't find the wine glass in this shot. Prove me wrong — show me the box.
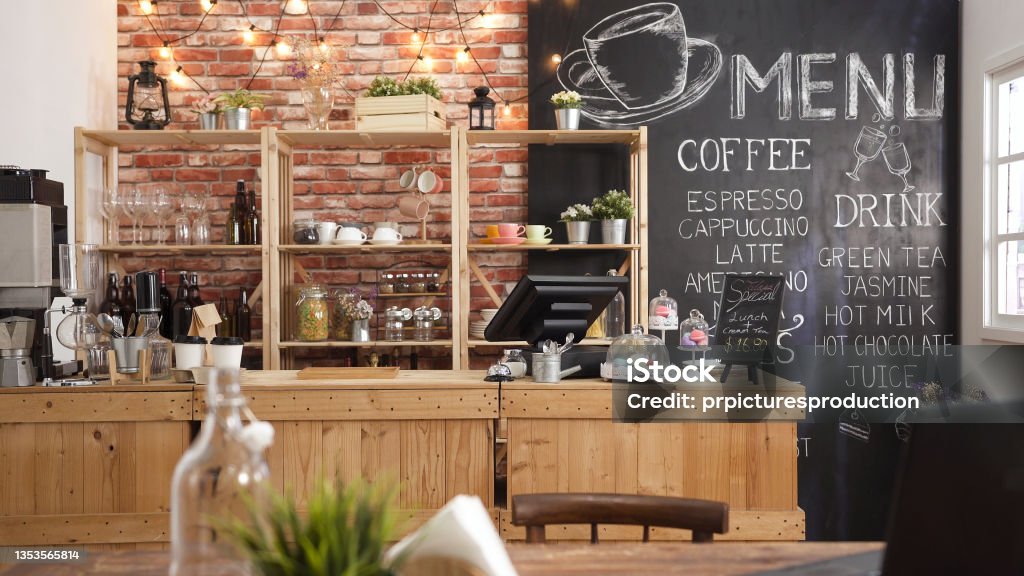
[121,187,142,245]
[99,187,122,245]
[883,143,915,193]
[846,126,888,181]
[152,188,174,244]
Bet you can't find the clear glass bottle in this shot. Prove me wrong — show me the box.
[680,309,710,349]
[170,369,270,576]
[294,284,329,342]
[603,269,625,339]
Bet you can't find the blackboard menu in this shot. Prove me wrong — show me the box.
[528,0,959,540]
[716,274,785,364]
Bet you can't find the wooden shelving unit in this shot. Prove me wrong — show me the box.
[75,127,648,371]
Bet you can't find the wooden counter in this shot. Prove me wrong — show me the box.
[501,371,805,541]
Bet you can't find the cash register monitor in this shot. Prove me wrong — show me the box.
[484,274,628,347]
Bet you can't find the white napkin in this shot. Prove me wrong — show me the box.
[386,495,518,576]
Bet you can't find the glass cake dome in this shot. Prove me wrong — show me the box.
[601,324,671,382]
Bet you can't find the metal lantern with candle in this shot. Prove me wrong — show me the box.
[126,60,171,130]
[467,86,496,130]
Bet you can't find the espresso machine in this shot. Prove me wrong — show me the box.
[0,166,78,383]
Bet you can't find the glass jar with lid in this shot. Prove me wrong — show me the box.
[680,309,710,349]
[378,273,395,295]
[410,273,427,294]
[383,306,412,341]
[648,289,679,336]
[601,324,671,382]
[395,274,411,294]
[294,284,329,341]
[426,272,441,293]
[291,218,319,245]
[412,306,442,341]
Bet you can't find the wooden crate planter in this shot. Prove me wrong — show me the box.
[355,94,447,131]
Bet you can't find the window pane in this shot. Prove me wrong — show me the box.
[998,240,1024,315]
[997,160,1024,233]
[998,72,1024,158]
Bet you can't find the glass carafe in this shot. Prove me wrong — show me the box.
[171,369,270,576]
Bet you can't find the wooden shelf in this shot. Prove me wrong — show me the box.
[80,129,261,147]
[279,244,452,254]
[278,340,454,349]
[244,341,264,348]
[276,130,451,148]
[467,243,640,252]
[377,292,448,298]
[98,244,262,255]
[466,339,613,348]
[466,130,641,146]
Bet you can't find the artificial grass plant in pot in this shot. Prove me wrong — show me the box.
[592,189,635,245]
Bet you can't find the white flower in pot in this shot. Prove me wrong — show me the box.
[214,89,267,131]
[550,90,583,130]
[190,94,222,130]
[559,202,593,244]
[591,189,635,245]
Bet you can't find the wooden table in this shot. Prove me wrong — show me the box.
[0,543,884,575]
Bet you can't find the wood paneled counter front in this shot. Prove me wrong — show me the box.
[0,369,802,549]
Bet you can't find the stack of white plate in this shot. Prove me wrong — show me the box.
[471,308,500,340]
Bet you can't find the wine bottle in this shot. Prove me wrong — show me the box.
[100,272,122,323]
[120,275,136,326]
[218,296,233,338]
[226,204,240,245]
[171,272,193,339]
[248,190,260,245]
[235,287,251,342]
[235,180,250,245]
[188,273,204,307]
[158,268,173,339]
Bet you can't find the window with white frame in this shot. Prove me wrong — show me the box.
[987,59,1024,332]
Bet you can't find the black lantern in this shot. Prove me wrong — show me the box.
[467,86,496,130]
[126,60,171,130]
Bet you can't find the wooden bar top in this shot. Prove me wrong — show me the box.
[0,542,883,575]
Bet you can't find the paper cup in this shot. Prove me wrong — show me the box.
[210,336,245,369]
[173,335,207,370]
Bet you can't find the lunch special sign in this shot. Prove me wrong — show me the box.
[528,0,958,539]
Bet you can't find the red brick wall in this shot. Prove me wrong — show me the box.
[116,0,529,368]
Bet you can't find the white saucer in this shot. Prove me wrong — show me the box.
[333,238,366,246]
[369,239,402,246]
[525,238,553,246]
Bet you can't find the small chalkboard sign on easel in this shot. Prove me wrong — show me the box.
[714,274,785,385]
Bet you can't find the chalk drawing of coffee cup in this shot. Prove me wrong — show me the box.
[557,3,722,127]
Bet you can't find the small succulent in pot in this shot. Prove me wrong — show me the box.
[550,90,583,130]
[215,89,268,130]
[592,189,635,245]
[559,202,593,245]
[191,94,221,130]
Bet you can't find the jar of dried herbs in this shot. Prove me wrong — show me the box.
[294,284,329,341]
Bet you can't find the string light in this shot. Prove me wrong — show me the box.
[411,29,422,44]
[274,39,291,57]
[419,55,433,71]
[503,103,512,116]
[318,37,329,52]
[285,0,307,14]
[243,25,255,44]
[480,10,494,28]
[170,66,185,86]
[199,0,215,12]
[158,42,172,60]
[551,53,562,64]
[456,47,470,63]
[138,0,154,15]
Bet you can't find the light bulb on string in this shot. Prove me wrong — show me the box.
[199,0,215,12]
[243,25,255,44]
[411,29,421,44]
[285,0,307,14]
[318,37,329,53]
[551,53,562,64]
[170,66,186,86]
[480,9,495,28]
[419,55,433,71]
[138,0,154,15]
[503,103,512,117]
[457,47,470,63]
[159,42,172,60]
[274,39,291,58]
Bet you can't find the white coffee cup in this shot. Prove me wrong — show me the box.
[317,222,338,245]
[417,170,443,194]
[336,227,368,242]
[210,337,244,369]
[373,227,403,241]
[173,335,207,370]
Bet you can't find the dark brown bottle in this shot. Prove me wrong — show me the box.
[218,296,234,338]
[171,272,193,338]
[235,180,250,245]
[158,269,173,339]
[226,204,240,245]
[100,272,122,322]
[188,273,204,307]
[120,275,136,323]
[248,190,260,245]
[235,287,251,342]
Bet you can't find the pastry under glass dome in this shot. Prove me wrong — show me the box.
[600,324,671,382]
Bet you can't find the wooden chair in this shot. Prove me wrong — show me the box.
[512,493,729,544]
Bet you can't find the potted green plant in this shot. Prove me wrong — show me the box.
[592,189,635,244]
[220,479,407,576]
[559,202,594,245]
[356,76,446,131]
[550,90,583,130]
[215,89,267,130]
[190,94,221,130]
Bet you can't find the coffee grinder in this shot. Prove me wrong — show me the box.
[0,316,36,387]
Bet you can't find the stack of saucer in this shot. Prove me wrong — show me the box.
[471,308,499,340]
